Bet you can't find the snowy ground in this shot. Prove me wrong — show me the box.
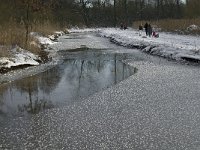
[0,47,39,69]
[69,27,200,62]
[98,28,200,62]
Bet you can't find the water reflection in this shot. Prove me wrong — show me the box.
[0,51,137,116]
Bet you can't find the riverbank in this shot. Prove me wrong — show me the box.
[0,30,68,83]
[1,27,200,84]
[0,27,69,70]
[98,28,200,63]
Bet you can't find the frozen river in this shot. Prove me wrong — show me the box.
[1,32,200,149]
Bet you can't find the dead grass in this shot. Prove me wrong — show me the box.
[0,20,65,59]
[0,25,25,46]
[0,46,12,57]
[0,26,41,57]
[32,21,64,36]
[133,18,200,34]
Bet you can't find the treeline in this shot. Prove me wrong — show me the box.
[0,0,200,28]
[77,0,200,27]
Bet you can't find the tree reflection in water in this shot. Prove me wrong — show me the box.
[13,66,63,114]
[17,98,54,114]
[38,66,64,95]
[63,52,137,99]
[0,51,137,115]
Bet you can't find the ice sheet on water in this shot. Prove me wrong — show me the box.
[48,32,115,50]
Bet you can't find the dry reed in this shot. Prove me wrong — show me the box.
[0,46,12,57]
[0,20,64,58]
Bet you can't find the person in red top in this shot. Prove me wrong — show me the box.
[152,30,159,38]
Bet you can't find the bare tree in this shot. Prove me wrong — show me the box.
[114,0,117,26]
[79,0,90,26]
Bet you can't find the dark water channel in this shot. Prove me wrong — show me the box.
[0,49,136,116]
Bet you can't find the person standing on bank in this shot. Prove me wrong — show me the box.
[147,24,152,37]
[144,22,148,36]
[120,22,123,30]
[123,22,127,30]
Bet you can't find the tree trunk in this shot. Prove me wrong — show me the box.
[25,1,30,48]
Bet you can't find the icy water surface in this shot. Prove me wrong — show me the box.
[2,32,200,150]
[0,49,136,116]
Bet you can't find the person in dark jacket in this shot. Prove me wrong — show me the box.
[123,22,127,30]
[120,22,123,30]
[144,22,148,36]
[147,24,152,37]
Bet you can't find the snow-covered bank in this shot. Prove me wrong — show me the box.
[0,30,68,72]
[69,28,97,33]
[36,31,68,45]
[0,30,67,84]
[98,28,200,62]
[0,47,40,73]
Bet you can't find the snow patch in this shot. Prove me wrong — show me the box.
[68,28,98,33]
[0,47,39,69]
[37,36,56,45]
[187,24,199,31]
[30,32,58,46]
